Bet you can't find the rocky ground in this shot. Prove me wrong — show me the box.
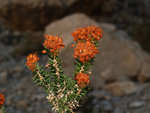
[0,13,150,113]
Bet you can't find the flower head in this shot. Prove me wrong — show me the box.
[26,53,39,71]
[75,73,89,88]
[0,94,5,108]
[71,25,103,43]
[42,50,47,54]
[43,35,65,56]
[73,42,99,63]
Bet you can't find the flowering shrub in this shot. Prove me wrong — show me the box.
[0,94,6,113]
[26,25,103,113]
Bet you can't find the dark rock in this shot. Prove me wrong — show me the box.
[99,100,113,112]
[16,100,29,110]
[129,101,145,108]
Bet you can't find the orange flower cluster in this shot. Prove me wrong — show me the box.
[26,54,39,71]
[73,42,99,63]
[75,73,89,88]
[0,94,5,108]
[71,25,103,43]
[43,35,65,55]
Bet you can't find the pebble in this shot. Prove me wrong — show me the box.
[99,100,113,111]
[88,90,111,100]
[16,100,29,110]
[36,94,46,101]
[104,81,137,96]
[1,88,6,93]
[6,99,13,106]
[31,94,46,102]
[0,71,8,84]
[129,101,145,108]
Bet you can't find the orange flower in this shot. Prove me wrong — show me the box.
[73,42,99,63]
[0,94,5,108]
[26,53,39,71]
[70,44,75,47]
[43,35,65,56]
[42,50,47,54]
[75,73,89,88]
[71,25,103,43]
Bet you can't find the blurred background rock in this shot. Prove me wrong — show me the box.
[0,0,150,113]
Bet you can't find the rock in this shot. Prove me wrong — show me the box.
[1,88,6,93]
[17,84,25,91]
[16,100,29,110]
[0,30,11,44]
[6,96,15,107]
[90,73,105,89]
[0,71,8,84]
[36,94,45,101]
[88,90,111,100]
[32,94,46,102]
[136,83,149,94]
[44,13,150,88]
[6,99,13,106]
[104,81,137,96]
[114,108,124,113]
[99,23,116,33]
[16,90,23,96]
[95,29,150,83]
[138,53,150,82]
[129,101,145,108]
[0,56,5,62]
[93,104,101,113]
[97,30,142,82]
[99,100,113,111]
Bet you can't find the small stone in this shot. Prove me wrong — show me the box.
[17,84,25,90]
[6,99,13,106]
[0,71,8,84]
[0,56,5,62]
[88,90,111,100]
[36,94,45,101]
[17,90,23,96]
[99,100,113,111]
[129,101,145,108]
[16,100,29,110]
[114,108,124,113]
[6,96,14,106]
[104,81,137,96]
[1,88,6,93]
[14,66,23,73]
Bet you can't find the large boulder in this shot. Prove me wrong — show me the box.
[44,13,150,89]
